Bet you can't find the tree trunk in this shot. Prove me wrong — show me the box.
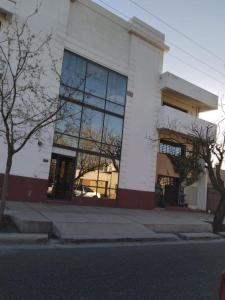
[0,153,13,223]
[213,195,225,233]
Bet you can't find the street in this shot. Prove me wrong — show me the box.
[0,241,224,300]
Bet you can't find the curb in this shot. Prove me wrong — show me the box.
[177,232,221,241]
[144,223,213,233]
[10,214,53,234]
[59,233,179,244]
[0,233,49,245]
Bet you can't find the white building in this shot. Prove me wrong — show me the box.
[0,0,218,210]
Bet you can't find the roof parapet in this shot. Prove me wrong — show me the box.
[128,17,169,51]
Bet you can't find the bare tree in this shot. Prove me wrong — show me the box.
[0,13,81,222]
[166,140,204,187]
[188,125,225,232]
[160,124,225,233]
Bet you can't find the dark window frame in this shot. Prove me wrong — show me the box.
[159,139,186,157]
[53,50,128,200]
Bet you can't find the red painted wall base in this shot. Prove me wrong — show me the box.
[0,174,156,210]
[0,174,48,202]
[117,188,155,210]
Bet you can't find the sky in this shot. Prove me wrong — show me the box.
[93,0,225,123]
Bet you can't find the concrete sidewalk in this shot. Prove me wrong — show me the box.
[4,201,216,243]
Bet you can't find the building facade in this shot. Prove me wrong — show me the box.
[0,0,218,210]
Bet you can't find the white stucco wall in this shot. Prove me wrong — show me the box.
[0,0,70,180]
[66,0,130,76]
[185,171,208,210]
[119,34,163,192]
[65,0,165,193]
[0,0,213,210]
[0,0,166,193]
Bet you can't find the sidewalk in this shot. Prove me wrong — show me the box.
[4,201,218,243]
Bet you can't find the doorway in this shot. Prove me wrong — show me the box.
[158,176,180,207]
[47,154,75,200]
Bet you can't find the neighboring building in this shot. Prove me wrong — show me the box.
[207,170,225,212]
[0,0,218,210]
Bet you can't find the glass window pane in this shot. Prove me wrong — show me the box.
[84,94,105,109]
[107,189,117,200]
[102,114,123,146]
[55,102,82,137]
[59,85,83,102]
[107,72,127,105]
[99,157,119,199]
[80,108,104,142]
[105,101,124,115]
[74,153,100,198]
[79,139,101,153]
[61,51,86,91]
[85,63,108,98]
[96,180,108,198]
[101,144,120,159]
[54,134,78,148]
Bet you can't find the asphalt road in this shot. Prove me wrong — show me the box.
[0,241,224,300]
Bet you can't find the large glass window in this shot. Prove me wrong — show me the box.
[53,50,127,200]
[60,50,127,114]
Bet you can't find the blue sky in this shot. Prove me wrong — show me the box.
[93,0,225,122]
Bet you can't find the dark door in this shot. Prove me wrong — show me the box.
[158,176,180,206]
[164,184,179,206]
[47,154,75,200]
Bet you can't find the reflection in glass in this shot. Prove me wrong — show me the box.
[107,71,127,105]
[59,85,83,102]
[101,144,120,160]
[102,114,123,146]
[61,51,86,91]
[79,139,101,153]
[54,134,78,148]
[105,101,124,116]
[85,63,108,98]
[107,189,117,200]
[55,102,82,137]
[98,157,119,199]
[74,153,119,200]
[84,94,105,109]
[80,108,104,142]
[74,153,100,198]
